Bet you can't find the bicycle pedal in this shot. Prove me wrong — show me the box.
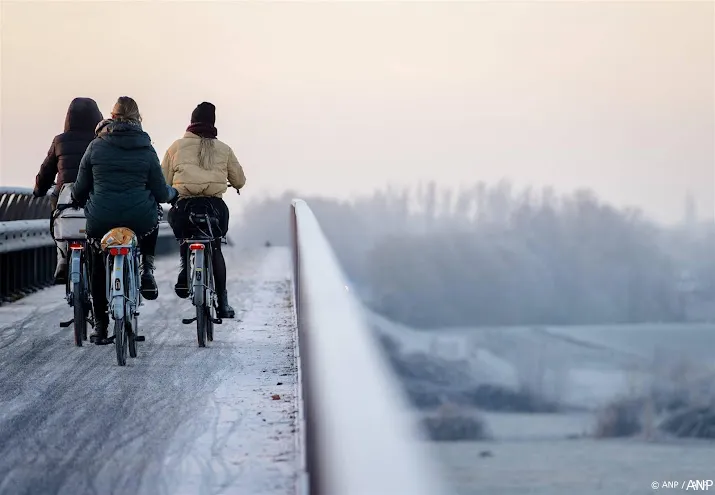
[211,318,223,325]
[59,319,74,328]
[182,317,197,325]
[134,335,146,342]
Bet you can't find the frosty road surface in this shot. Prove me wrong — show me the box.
[0,247,300,495]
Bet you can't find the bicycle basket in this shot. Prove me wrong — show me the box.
[101,227,138,251]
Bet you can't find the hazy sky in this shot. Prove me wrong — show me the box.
[1,0,713,224]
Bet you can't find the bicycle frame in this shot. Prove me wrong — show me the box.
[184,211,224,308]
[180,209,228,346]
[59,239,93,339]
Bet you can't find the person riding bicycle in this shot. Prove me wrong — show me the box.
[71,96,178,344]
[161,102,246,319]
[32,97,103,284]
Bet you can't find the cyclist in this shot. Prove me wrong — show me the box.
[71,96,177,344]
[32,97,103,284]
[161,101,246,319]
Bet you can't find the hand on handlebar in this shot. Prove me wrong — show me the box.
[56,199,80,212]
[167,186,180,206]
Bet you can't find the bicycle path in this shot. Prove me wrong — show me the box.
[0,247,300,495]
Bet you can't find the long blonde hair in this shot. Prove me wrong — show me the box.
[111,96,142,123]
[198,138,216,170]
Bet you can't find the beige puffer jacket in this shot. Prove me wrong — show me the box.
[161,132,246,198]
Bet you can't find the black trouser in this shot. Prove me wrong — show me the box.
[89,228,159,326]
[168,197,230,298]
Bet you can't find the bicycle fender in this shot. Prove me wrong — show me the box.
[192,250,205,307]
[110,255,125,320]
[70,249,82,284]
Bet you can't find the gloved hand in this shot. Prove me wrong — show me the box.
[167,186,179,205]
[68,193,81,209]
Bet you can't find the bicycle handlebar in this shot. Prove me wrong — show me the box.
[55,202,79,212]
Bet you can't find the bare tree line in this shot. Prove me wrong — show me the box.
[234,181,715,328]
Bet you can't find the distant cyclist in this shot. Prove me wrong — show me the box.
[161,102,246,319]
[72,96,177,343]
[32,97,103,284]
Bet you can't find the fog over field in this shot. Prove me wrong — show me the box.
[235,183,715,493]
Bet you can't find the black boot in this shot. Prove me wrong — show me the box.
[174,247,189,299]
[90,315,109,345]
[140,255,158,300]
[54,245,68,285]
[217,290,235,319]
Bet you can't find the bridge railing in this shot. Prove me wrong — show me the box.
[291,199,447,495]
[0,187,176,304]
[0,187,53,221]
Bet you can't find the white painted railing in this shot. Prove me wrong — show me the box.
[290,199,448,495]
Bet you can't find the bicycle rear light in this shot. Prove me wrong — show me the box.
[189,243,205,250]
[109,247,130,256]
[69,242,83,250]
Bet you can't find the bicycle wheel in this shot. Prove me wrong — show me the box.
[82,259,91,341]
[191,248,208,347]
[82,300,90,342]
[206,248,214,342]
[73,280,86,347]
[196,304,207,347]
[127,260,138,358]
[115,317,127,366]
[128,312,138,358]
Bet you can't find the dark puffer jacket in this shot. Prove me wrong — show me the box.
[34,97,103,198]
[72,119,173,239]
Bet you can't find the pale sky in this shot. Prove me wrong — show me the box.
[1,0,713,224]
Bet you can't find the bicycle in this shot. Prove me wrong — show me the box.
[52,185,93,347]
[100,227,145,365]
[180,210,225,347]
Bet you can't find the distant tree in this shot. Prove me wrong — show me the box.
[234,181,704,328]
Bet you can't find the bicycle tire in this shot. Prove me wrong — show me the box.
[196,304,207,347]
[206,248,214,342]
[128,315,138,358]
[115,317,127,366]
[82,260,90,341]
[128,261,138,358]
[73,280,85,347]
[191,247,208,347]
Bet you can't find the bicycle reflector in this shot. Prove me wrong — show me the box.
[109,247,130,256]
[69,242,83,250]
[189,243,205,250]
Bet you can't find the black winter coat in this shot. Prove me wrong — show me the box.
[34,98,103,197]
[72,119,173,239]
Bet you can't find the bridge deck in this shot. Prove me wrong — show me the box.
[0,247,300,495]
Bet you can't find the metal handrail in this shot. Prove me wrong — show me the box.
[290,199,447,495]
[0,188,52,221]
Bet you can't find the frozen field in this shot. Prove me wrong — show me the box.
[369,311,715,494]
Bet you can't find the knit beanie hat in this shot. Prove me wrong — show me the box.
[191,102,216,126]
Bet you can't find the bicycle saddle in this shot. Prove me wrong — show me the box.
[189,213,220,227]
